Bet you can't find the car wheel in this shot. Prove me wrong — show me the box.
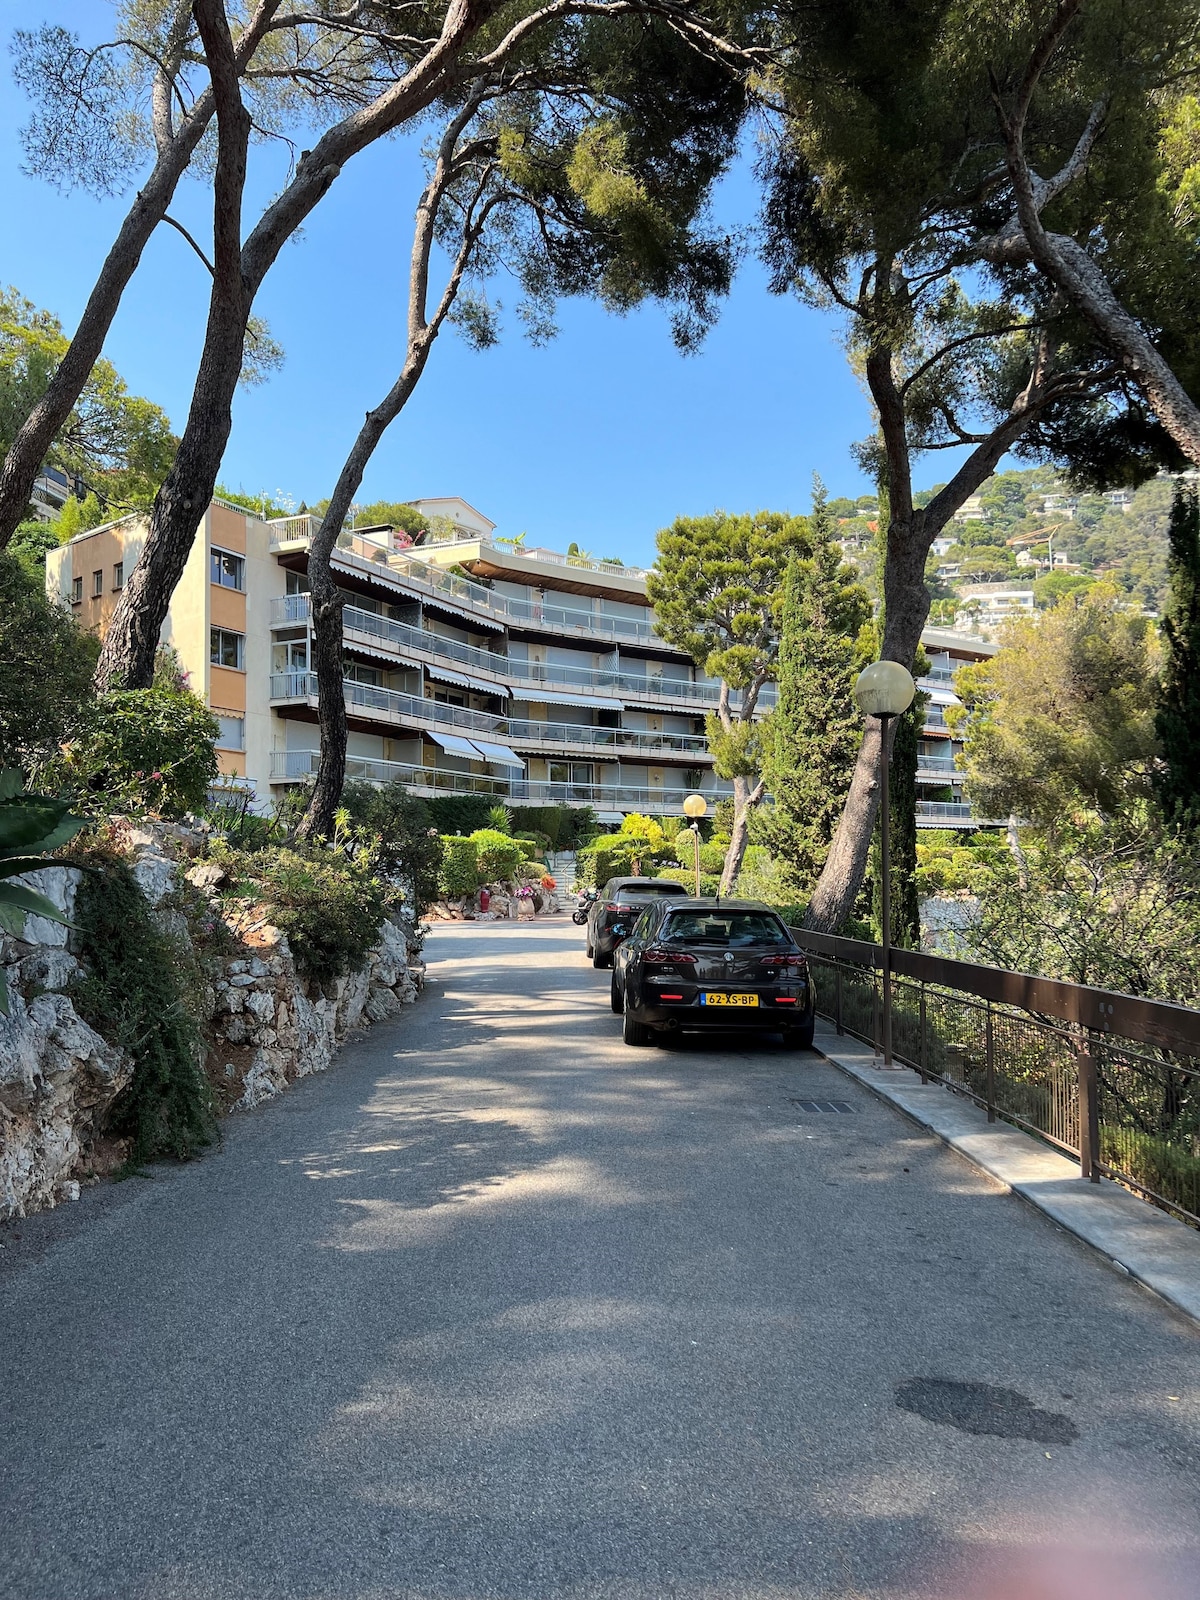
[585,936,593,959]
[622,992,653,1046]
[593,947,612,969]
[783,1017,816,1050]
[610,973,623,1014]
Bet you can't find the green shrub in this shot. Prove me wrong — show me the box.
[426,794,493,834]
[0,550,98,769]
[339,780,443,911]
[509,804,598,850]
[70,851,217,1164]
[51,687,219,817]
[486,803,513,833]
[469,827,527,882]
[439,835,479,898]
[1102,1125,1200,1218]
[217,844,390,984]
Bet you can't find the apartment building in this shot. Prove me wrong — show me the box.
[915,628,994,828]
[47,498,741,821]
[47,495,993,829]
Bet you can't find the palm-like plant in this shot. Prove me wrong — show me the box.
[0,769,84,1015]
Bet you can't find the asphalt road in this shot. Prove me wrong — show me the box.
[2,919,1199,1600]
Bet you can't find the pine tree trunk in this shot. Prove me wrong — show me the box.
[720,775,759,895]
[298,582,349,841]
[93,20,252,692]
[804,513,929,930]
[0,98,215,549]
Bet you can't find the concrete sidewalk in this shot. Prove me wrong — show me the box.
[816,1022,1200,1328]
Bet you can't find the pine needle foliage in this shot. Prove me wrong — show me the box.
[1156,487,1200,827]
[70,851,216,1165]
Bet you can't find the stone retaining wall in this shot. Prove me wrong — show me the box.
[0,830,424,1219]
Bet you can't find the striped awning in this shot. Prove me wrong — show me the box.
[421,593,505,631]
[509,688,624,711]
[426,664,508,698]
[469,738,525,771]
[426,731,481,759]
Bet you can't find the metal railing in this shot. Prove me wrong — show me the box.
[267,671,711,758]
[407,534,651,581]
[267,593,748,709]
[916,757,957,775]
[791,929,1200,1228]
[267,521,660,642]
[916,801,975,821]
[270,749,727,813]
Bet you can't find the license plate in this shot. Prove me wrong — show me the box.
[700,992,758,1007]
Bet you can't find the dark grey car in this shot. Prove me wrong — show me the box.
[585,876,689,968]
[611,898,816,1048]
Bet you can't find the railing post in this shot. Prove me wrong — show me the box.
[919,988,928,1083]
[984,1005,996,1122]
[872,966,881,1057]
[835,965,844,1036]
[1077,1044,1100,1182]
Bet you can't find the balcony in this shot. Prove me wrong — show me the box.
[916,756,958,779]
[269,595,733,709]
[267,672,713,761]
[270,749,726,814]
[422,535,650,583]
[916,801,981,826]
[267,520,660,643]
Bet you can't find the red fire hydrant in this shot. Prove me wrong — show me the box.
[480,888,490,912]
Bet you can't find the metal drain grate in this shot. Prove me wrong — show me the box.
[789,1098,855,1114]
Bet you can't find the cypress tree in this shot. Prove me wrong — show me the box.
[760,483,869,898]
[1157,487,1200,827]
[871,695,922,947]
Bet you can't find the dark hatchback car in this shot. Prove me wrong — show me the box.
[611,899,816,1048]
[585,876,689,968]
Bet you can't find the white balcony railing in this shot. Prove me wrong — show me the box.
[267,671,712,759]
[268,594,755,711]
[270,750,727,812]
[266,519,659,643]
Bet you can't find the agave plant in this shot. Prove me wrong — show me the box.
[0,769,85,1015]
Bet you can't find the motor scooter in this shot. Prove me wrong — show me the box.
[571,888,596,926]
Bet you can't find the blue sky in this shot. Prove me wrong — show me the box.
[3,5,893,566]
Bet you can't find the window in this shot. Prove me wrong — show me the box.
[549,761,593,785]
[92,569,103,597]
[215,715,245,750]
[210,628,244,669]
[210,548,245,590]
[113,562,124,590]
[272,640,308,673]
[71,576,82,604]
[285,570,309,595]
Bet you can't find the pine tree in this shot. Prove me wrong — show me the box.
[1157,487,1200,827]
[760,483,870,898]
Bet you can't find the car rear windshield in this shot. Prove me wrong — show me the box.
[661,911,789,945]
[615,883,687,898]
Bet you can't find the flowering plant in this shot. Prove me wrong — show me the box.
[541,875,557,890]
[516,884,535,899]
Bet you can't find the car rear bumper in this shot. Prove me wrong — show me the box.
[634,987,814,1030]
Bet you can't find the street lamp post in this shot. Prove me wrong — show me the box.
[853,660,917,1066]
[683,793,707,898]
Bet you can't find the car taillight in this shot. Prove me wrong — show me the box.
[760,954,808,967]
[644,948,697,965]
